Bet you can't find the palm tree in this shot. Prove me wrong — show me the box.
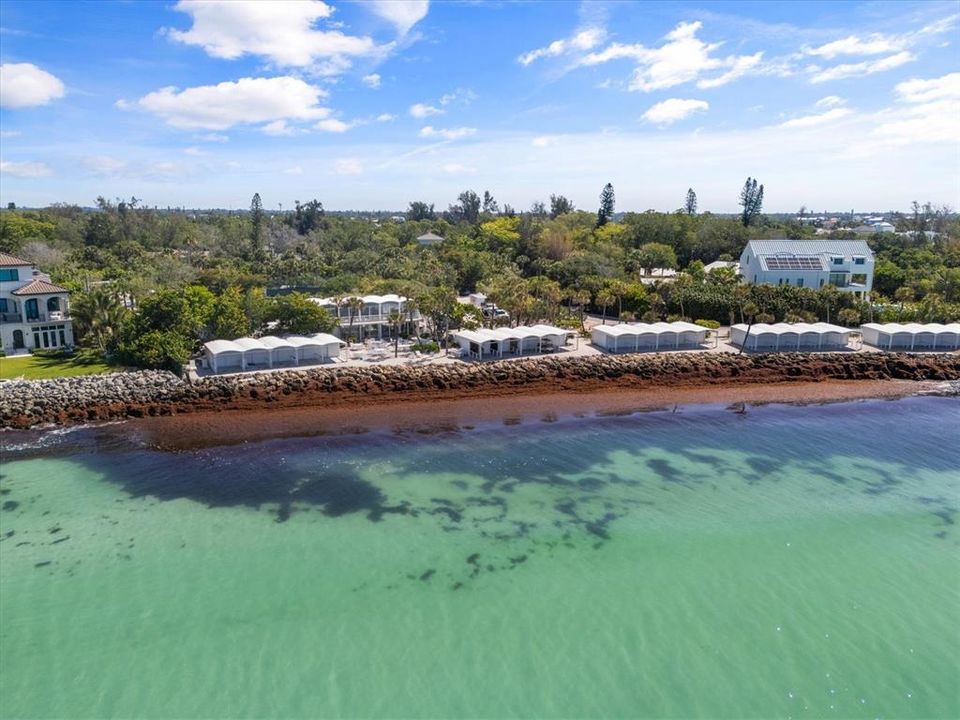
[345,296,363,342]
[738,301,760,354]
[894,286,914,321]
[387,309,403,357]
[71,288,128,353]
[596,288,615,325]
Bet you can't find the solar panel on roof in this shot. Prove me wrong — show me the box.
[764,256,822,270]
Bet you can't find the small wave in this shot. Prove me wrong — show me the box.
[918,380,960,397]
[1,421,125,452]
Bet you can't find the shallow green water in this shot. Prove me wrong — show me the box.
[1,397,958,719]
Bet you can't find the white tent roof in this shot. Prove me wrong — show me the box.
[453,325,572,343]
[731,322,851,335]
[204,339,242,354]
[205,333,344,354]
[861,323,960,334]
[593,322,707,337]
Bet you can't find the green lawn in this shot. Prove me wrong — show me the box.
[0,351,119,381]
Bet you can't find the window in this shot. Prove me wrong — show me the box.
[819,279,825,288]
[0,299,7,312]
[854,257,865,265]
[797,278,804,288]
[833,257,844,265]
[0,269,19,281]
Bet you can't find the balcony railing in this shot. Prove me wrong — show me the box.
[0,312,24,323]
[20,312,71,324]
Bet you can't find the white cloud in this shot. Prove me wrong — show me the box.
[894,72,960,103]
[441,163,476,175]
[183,146,209,156]
[314,118,352,132]
[262,120,300,136]
[0,130,21,138]
[0,63,65,108]
[0,160,51,177]
[532,136,555,147]
[696,52,763,88]
[439,88,477,105]
[335,158,363,175]
[120,76,331,130]
[804,14,958,59]
[518,27,605,66]
[419,126,476,140]
[283,165,303,175]
[804,35,900,59]
[578,22,763,92]
[84,155,128,175]
[778,107,852,128]
[167,0,383,73]
[641,98,709,125]
[868,72,960,148]
[809,51,914,83]
[362,73,381,89]
[376,113,396,122]
[195,132,229,142]
[815,95,846,108]
[409,102,443,118]
[367,0,429,36]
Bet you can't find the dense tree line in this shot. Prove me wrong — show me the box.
[1,183,957,370]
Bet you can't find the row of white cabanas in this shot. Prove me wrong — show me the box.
[861,323,960,350]
[202,334,345,373]
[452,324,573,358]
[591,322,709,352]
[730,322,851,351]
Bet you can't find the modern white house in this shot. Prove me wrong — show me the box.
[740,240,874,299]
[0,252,74,355]
[860,323,960,351]
[591,322,708,352]
[309,294,422,340]
[451,325,573,359]
[201,333,345,373]
[730,322,852,351]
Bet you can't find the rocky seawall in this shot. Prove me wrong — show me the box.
[2,352,959,430]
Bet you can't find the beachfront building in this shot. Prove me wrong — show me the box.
[0,252,74,355]
[740,240,874,299]
[591,322,708,353]
[730,322,852,351]
[860,323,960,351]
[310,294,421,340]
[201,334,345,373]
[451,325,573,359]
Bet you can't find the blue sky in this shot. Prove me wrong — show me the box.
[1,0,958,212]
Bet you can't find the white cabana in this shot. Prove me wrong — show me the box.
[591,322,708,353]
[730,322,852,351]
[860,323,960,351]
[202,333,345,373]
[451,324,574,359]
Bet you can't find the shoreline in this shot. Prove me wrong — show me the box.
[3,351,959,431]
[126,378,941,450]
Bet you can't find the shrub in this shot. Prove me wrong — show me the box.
[411,341,439,353]
[694,319,721,329]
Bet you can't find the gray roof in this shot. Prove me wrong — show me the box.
[744,239,873,257]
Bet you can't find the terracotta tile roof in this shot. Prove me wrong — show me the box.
[10,278,69,295]
[0,252,33,267]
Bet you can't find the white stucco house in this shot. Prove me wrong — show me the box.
[0,252,74,354]
[739,240,874,299]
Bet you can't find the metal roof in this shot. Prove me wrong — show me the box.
[744,239,873,257]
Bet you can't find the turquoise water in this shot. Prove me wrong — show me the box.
[1,397,958,719]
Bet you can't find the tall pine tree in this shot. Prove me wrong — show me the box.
[685,188,697,215]
[739,178,764,227]
[250,192,264,257]
[596,183,615,228]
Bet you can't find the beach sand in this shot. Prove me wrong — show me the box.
[126,378,934,450]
